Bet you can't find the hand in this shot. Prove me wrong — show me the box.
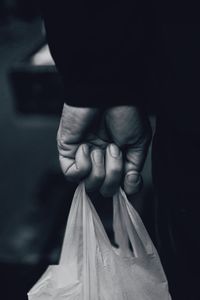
[57,104,152,196]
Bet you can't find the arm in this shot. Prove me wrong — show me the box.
[41,1,152,195]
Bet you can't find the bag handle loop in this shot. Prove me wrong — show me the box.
[113,188,154,257]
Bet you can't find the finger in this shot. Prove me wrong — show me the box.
[123,147,146,195]
[100,144,123,197]
[124,170,143,195]
[85,149,105,192]
[104,106,151,195]
[59,143,91,182]
[58,103,98,145]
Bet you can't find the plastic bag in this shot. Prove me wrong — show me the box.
[28,183,171,300]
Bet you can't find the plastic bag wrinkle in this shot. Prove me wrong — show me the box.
[28,183,171,300]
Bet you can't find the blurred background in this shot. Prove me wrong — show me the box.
[0,1,154,299]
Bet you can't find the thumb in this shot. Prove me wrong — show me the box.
[123,147,146,195]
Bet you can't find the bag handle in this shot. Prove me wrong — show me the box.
[59,183,113,299]
[60,183,154,268]
[59,183,84,265]
[113,188,154,257]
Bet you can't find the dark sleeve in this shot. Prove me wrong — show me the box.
[41,0,147,107]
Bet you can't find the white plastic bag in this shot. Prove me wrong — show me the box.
[28,183,171,300]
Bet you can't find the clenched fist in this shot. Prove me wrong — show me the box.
[57,104,152,196]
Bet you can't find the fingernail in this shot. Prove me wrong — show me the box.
[92,150,104,165]
[82,144,89,155]
[127,173,139,184]
[109,144,120,158]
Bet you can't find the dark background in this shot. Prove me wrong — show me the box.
[0,1,153,299]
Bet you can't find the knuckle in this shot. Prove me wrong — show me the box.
[57,137,66,150]
[58,148,67,158]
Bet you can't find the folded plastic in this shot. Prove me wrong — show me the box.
[28,183,171,300]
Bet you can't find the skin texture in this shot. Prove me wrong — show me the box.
[57,104,152,196]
